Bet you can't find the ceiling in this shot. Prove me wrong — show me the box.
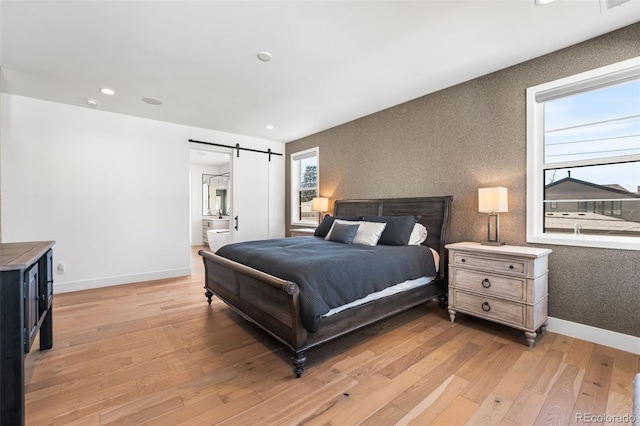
[1,1,638,144]
[189,149,231,167]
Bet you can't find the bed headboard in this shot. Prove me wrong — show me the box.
[333,196,453,277]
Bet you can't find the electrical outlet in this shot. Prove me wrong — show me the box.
[57,263,66,274]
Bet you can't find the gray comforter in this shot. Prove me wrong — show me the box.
[215,237,437,332]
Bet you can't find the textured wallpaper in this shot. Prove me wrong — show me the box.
[286,23,640,337]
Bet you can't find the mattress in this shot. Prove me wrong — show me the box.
[323,248,439,317]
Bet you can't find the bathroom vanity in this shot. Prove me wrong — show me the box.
[202,217,231,245]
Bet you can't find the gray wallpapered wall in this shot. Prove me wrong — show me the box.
[285,23,640,337]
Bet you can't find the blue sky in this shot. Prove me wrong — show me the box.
[544,79,639,193]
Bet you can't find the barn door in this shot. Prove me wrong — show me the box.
[231,150,270,242]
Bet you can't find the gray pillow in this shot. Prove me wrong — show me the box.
[314,215,361,237]
[362,215,419,245]
[327,222,360,244]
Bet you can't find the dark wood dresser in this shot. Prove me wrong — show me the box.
[1,241,55,425]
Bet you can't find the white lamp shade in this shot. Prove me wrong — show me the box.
[478,187,508,213]
[311,197,328,212]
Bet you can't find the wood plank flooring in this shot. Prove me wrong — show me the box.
[24,246,639,425]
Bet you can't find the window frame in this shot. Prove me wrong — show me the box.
[526,56,640,251]
[290,147,320,226]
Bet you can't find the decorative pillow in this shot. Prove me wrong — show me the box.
[314,215,335,237]
[408,223,428,245]
[326,222,360,244]
[314,215,361,238]
[328,219,387,246]
[353,221,387,246]
[325,219,356,240]
[362,215,419,245]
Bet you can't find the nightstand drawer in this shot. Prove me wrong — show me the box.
[453,269,526,301]
[452,290,525,328]
[453,253,526,276]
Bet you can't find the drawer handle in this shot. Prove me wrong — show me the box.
[482,279,491,288]
[482,302,491,312]
[509,265,514,270]
[461,258,466,263]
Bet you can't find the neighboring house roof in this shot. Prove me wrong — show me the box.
[546,177,640,198]
[604,184,632,192]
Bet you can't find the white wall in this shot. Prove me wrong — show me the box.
[1,94,284,292]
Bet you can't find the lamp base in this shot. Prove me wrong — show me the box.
[481,241,506,246]
[482,213,505,247]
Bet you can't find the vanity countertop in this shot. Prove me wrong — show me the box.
[203,216,230,220]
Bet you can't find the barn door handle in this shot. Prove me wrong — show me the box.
[234,216,239,230]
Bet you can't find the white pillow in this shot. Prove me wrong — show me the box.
[408,223,428,245]
[326,219,387,246]
[353,221,387,246]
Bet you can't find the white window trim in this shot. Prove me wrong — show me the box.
[290,147,319,227]
[526,56,640,251]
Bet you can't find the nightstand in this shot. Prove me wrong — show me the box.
[289,228,316,237]
[445,242,552,347]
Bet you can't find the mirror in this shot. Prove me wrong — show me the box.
[202,173,230,216]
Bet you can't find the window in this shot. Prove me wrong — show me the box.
[291,147,319,225]
[526,57,640,251]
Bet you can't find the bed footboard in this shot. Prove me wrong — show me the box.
[199,250,309,359]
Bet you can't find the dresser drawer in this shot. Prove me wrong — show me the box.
[452,290,526,328]
[452,269,526,301]
[452,253,526,276]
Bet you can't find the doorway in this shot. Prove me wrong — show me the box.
[188,147,232,248]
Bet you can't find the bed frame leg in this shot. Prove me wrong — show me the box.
[292,351,306,378]
[438,293,448,309]
[204,289,213,305]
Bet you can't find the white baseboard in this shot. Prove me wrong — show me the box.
[548,317,640,355]
[54,268,192,294]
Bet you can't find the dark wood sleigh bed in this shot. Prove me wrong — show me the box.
[199,196,452,377]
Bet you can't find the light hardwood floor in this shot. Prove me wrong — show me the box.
[24,247,638,425]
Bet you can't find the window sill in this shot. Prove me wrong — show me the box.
[527,233,640,251]
[291,222,318,228]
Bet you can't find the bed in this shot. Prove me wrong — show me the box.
[199,196,452,377]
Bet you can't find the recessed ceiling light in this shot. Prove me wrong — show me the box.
[534,0,555,5]
[266,124,274,130]
[257,51,272,62]
[85,98,98,107]
[142,97,163,105]
[100,87,115,95]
